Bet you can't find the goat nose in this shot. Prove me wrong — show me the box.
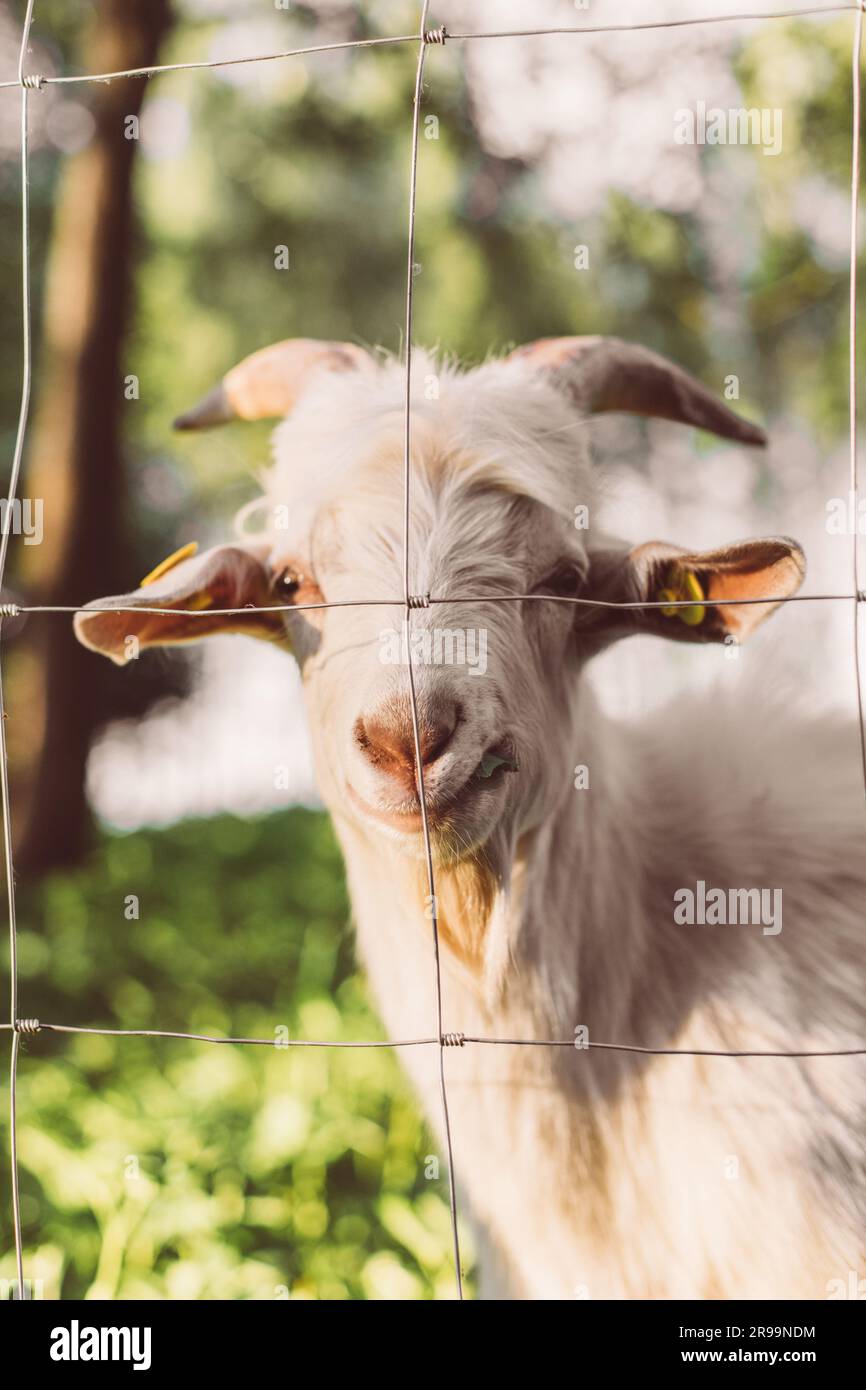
[355,700,460,783]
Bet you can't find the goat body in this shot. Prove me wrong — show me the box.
[76,337,866,1300]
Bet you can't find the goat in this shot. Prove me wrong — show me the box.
[75,336,866,1299]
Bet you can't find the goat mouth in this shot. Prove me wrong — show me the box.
[346,790,430,834]
[346,783,463,834]
[471,737,519,785]
[346,738,518,837]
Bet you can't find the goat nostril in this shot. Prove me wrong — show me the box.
[419,708,459,765]
[356,701,460,777]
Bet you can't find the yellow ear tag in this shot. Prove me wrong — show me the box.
[139,541,199,589]
[657,565,705,626]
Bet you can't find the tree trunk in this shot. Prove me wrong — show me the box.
[16,0,173,873]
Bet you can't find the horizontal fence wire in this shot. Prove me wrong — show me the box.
[444,5,862,40]
[2,1020,865,1058]
[0,5,859,90]
[1,1,865,1302]
[0,591,861,618]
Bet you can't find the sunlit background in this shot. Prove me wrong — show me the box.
[0,0,862,1298]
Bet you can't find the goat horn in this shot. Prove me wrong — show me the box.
[173,338,371,430]
[507,336,766,446]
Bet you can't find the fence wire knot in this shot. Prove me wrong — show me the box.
[0,603,21,618]
[14,1018,40,1034]
[407,592,431,608]
[441,1031,465,1047]
[423,26,447,45]
[21,74,45,90]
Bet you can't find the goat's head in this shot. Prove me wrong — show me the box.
[75,336,804,874]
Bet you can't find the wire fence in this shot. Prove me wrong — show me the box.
[2,0,866,1303]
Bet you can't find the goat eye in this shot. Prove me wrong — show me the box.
[270,565,324,611]
[273,568,304,601]
[536,562,584,598]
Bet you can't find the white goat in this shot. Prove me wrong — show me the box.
[76,336,866,1300]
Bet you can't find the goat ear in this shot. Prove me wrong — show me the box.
[507,336,766,446]
[173,339,371,430]
[579,536,805,649]
[73,541,288,666]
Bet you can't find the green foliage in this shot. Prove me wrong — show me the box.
[0,811,470,1299]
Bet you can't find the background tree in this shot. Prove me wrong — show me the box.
[14,0,174,871]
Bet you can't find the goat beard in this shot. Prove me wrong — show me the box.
[417,825,513,975]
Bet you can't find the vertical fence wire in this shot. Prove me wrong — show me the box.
[850,6,866,797]
[3,0,38,1304]
[401,1,464,1301]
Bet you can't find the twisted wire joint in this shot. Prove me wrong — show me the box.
[14,1018,40,1034]
[424,27,447,45]
[21,74,45,90]
[407,593,431,609]
[441,1032,465,1047]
